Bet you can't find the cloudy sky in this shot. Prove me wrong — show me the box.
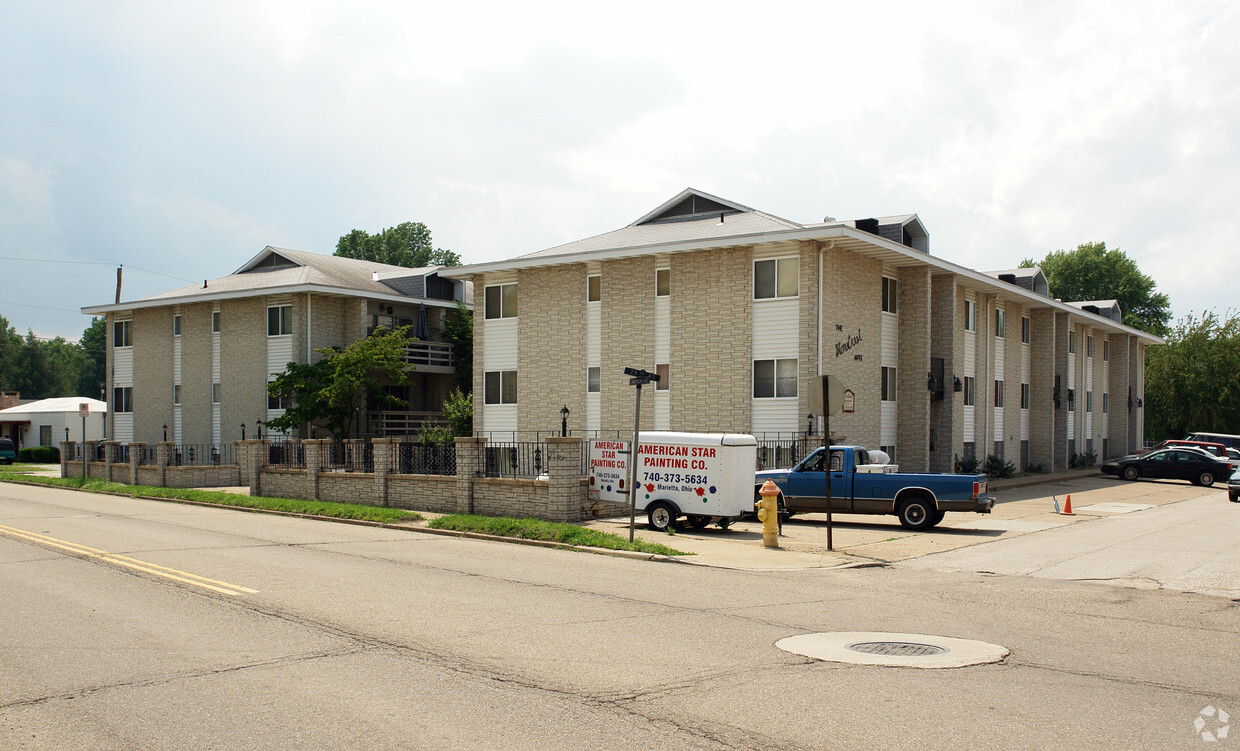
[2,0,1236,341]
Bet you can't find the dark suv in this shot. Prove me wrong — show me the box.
[0,437,15,464]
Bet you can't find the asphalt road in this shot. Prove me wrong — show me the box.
[2,481,1238,750]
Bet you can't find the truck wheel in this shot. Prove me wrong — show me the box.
[647,502,677,532]
[897,497,937,531]
[929,510,945,527]
[1122,465,1139,481]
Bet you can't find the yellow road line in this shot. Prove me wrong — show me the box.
[0,523,259,596]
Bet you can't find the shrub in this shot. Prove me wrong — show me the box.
[17,446,60,463]
[983,454,1016,478]
[1069,451,1097,468]
[954,454,980,473]
[1025,463,1046,474]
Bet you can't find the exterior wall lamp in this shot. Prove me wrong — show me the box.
[953,376,963,392]
[807,412,815,436]
[241,423,246,440]
[163,424,168,441]
[560,405,569,437]
[256,419,264,439]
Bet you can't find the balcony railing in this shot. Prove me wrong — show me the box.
[402,340,454,373]
[368,411,451,438]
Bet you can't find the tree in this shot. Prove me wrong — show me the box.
[0,316,21,391]
[334,221,461,268]
[265,327,413,439]
[77,317,106,398]
[1144,311,1240,441]
[441,300,472,391]
[1020,242,1171,336]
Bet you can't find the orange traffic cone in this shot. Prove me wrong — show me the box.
[1060,494,1075,516]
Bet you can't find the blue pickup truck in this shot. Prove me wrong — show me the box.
[754,445,993,530]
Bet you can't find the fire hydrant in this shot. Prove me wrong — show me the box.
[756,479,780,548]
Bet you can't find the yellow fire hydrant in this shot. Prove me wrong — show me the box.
[757,479,780,548]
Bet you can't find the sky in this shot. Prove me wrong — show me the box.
[2,0,1237,342]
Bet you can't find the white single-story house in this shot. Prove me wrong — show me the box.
[0,397,108,448]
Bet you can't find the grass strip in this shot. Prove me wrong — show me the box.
[429,513,690,556]
[0,472,420,524]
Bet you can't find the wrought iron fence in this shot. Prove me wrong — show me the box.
[393,442,456,476]
[484,442,549,478]
[169,443,234,466]
[135,445,158,465]
[323,441,373,472]
[268,440,305,468]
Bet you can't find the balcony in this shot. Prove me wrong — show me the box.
[401,340,454,374]
[367,411,450,437]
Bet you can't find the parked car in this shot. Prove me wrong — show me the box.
[1185,432,1240,450]
[1230,469,1240,503]
[1102,447,1231,487]
[0,437,15,464]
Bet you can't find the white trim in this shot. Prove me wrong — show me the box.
[82,283,467,316]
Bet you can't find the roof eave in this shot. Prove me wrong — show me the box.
[81,283,472,315]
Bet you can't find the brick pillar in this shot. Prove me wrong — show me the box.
[1053,312,1070,470]
[60,441,72,478]
[129,442,145,485]
[156,442,173,486]
[304,439,328,501]
[454,437,486,515]
[372,438,397,506]
[546,437,584,522]
[243,440,271,496]
[897,266,931,472]
[929,274,960,472]
[103,441,120,482]
[1029,308,1056,471]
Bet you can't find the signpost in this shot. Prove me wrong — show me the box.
[807,376,844,550]
[78,402,90,478]
[624,367,660,542]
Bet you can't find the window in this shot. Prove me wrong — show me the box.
[1086,391,1093,413]
[994,380,1004,408]
[1103,340,1110,361]
[484,284,518,319]
[655,363,669,391]
[1103,392,1109,414]
[882,277,898,314]
[1068,329,1076,354]
[484,370,518,404]
[172,384,181,405]
[879,445,896,463]
[753,258,798,300]
[40,425,51,446]
[587,275,600,302]
[1020,382,1030,409]
[587,367,601,393]
[1087,335,1094,358]
[881,366,897,402]
[173,315,181,336]
[995,308,1006,339]
[211,383,221,404]
[267,305,291,336]
[1021,316,1031,344]
[963,376,976,406]
[112,387,132,413]
[268,382,290,410]
[655,268,670,297]
[753,359,798,398]
[113,320,132,347]
[212,311,220,333]
[964,300,976,332]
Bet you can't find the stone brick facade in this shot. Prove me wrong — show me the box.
[518,265,588,436]
[896,266,931,469]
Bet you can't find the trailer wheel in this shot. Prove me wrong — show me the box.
[716,517,732,530]
[647,502,677,533]
[897,496,937,531]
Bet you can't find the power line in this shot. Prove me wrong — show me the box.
[0,300,82,313]
[0,256,196,283]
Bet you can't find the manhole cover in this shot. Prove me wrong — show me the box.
[846,641,948,657]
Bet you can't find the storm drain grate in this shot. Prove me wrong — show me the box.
[846,641,948,657]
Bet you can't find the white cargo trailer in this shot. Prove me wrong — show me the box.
[588,431,758,531]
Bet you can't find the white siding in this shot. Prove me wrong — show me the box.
[880,300,897,446]
[963,300,976,442]
[586,286,601,432]
[993,310,1005,443]
[113,414,133,442]
[1067,349,1076,441]
[483,314,518,434]
[1084,339,1094,440]
[751,299,798,358]
[654,271,670,430]
[114,346,133,386]
[1102,352,1110,438]
[1020,323,1031,441]
[752,400,800,434]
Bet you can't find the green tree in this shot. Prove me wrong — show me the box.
[265,326,413,439]
[0,316,22,391]
[334,221,462,268]
[39,336,91,397]
[1020,242,1171,336]
[77,317,106,398]
[441,300,473,391]
[442,386,473,437]
[1144,311,1240,441]
[13,331,55,399]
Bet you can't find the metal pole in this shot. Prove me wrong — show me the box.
[824,383,833,552]
[627,383,643,543]
[81,414,87,479]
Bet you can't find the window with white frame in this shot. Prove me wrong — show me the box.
[113,320,132,347]
[655,268,670,297]
[1020,382,1030,409]
[655,363,669,391]
[1021,316,1031,344]
[484,284,518,319]
[484,370,517,404]
[587,367,600,393]
[753,258,798,300]
[113,387,133,413]
[1086,391,1093,413]
[1068,329,1076,354]
[211,383,221,404]
[212,311,220,332]
[995,308,1006,338]
[172,384,181,405]
[963,376,976,406]
[1103,340,1110,361]
[267,382,290,410]
[882,277,898,313]
[1103,392,1109,414]
[994,380,1004,408]
[173,315,181,336]
[587,275,600,302]
[965,300,976,332]
[753,359,797,398]
[267,305,291,336]
[881,366,897,401]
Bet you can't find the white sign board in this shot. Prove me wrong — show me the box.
[587,439,630,501]
[78,403,91,418]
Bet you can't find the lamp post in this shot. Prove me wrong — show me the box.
[162,424,167,442]
[806,412,815,437]
[241,423,246,440]
[256,419,263,439]
[560,405,570,437]
[65,427,69,443]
